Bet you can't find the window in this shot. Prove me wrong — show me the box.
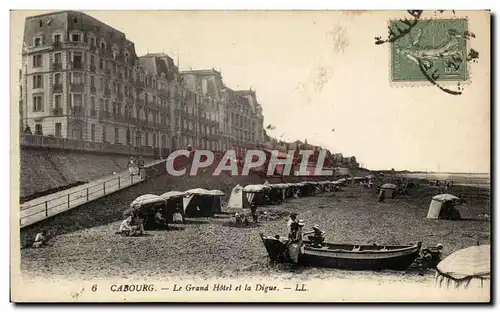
[90,37,96,47]
[54,34,61,43]
[99,99,104,111]
[35,124,43,135]
[72,52,82,64]
[55,123,62,137]
[33,54,43,68]
[34,37,42,47]
[90,55,95,66]
[71,33,80,42]
[100,78,104,90]
[90,75,95,87]
[32,75,43,88]
[114,127,119,143]
[99,58,103,70]
[125,53,129,63]
[54,52,61,64]
[91,97,96,111]
[71,72,83,84]
[102,126,107,142]
[54,94,62,109]
[91,124,95,141]
[52,73,61,86]
[101,42,106,51]
[33,95,43,112]
[73,94,83,107]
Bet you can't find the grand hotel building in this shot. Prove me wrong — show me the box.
[20,11,265,156]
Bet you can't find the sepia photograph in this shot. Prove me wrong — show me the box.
[9,8,491,303]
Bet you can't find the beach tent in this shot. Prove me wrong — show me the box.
[427,194,462,219]
[123,194,167,229]
[435,245,490,290]
[160,191,186,223]
[244,184,270,193]
[380,183,398,198]
[124,194,165,217]
[183,188,223,217]
[226,184,252,215]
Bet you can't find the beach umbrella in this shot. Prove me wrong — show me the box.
[244,184,270,193]
[130,194,165,208]
[435,245,490,289]
[185,188,212,196]
[207,189,225,196]
[433,194,460,202]
[381,183,397,189]
[160,191,186,200]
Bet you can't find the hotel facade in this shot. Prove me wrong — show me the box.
[20,11,265,156]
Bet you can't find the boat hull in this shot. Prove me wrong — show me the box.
[260,234,422,271]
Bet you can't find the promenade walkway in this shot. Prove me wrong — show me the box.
[19,160,163,228]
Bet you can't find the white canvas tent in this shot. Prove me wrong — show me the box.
[380,183,397,197]
[183,188,223,217]
[226,184,251,215]
[427,194,461,219]
[435,245,490,290]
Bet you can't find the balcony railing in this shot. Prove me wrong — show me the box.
[52,107,63,116]
[52,83,63,93]
[69,61,85,70]
[64,41,89,49]
[51,62,62,71]
[99,111,111,119]
[52,41,63,50]
[70,83,84,93]
[111,114,128,123]
[71,106,84,116]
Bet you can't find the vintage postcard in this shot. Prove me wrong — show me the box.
[10,10,491,303]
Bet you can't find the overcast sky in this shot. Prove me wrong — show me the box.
[11,10,490,173]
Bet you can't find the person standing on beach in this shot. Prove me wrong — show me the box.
[127,156,135,176]
[287,212,298,234]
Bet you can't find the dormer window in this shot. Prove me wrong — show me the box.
[124,53,129,63]
[34,37,42,47]
[71,34,81,42]
[73,17,78,24]
[113,49,117,59]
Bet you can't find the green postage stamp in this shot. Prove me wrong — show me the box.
[391,19,469,82]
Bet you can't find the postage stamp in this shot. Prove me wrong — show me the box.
[390,19,469,82]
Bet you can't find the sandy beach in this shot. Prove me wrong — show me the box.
[20,176,490,284]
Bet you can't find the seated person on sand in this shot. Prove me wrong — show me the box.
[234,213,242,226]
[303,225,325,247]
[154,208,168,229]
[32,230,49,248]
[119,215,145,236]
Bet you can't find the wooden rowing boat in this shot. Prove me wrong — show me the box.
[260,233,422,271]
